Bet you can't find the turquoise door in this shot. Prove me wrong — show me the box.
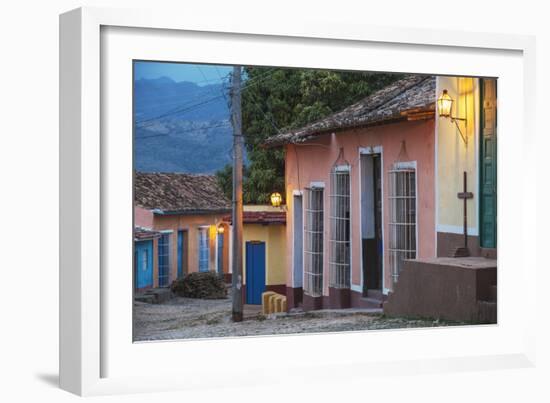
[479,78,497,248]
[246,241,266,305]
[135,240,154,290]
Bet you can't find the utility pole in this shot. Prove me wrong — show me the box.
[231,66,243,322]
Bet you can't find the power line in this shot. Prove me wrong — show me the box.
[135,120,231,140]
[196,65,229,101]
[135,67,278,127]
[135,93,226,126]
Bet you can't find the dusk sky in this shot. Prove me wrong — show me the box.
[134,61,233,85]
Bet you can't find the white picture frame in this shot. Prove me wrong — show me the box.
[60,6,537,396]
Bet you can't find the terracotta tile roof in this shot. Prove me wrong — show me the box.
[134,226,162,241]
[135,172,231,215]
[264,75,436,146]
[223,210,286,225]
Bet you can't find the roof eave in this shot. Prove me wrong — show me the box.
[154,208,232,216]
[264,111,433,147]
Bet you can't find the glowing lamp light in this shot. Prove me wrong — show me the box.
[436,89,468,145]
[217,224,225,234]
[270,192,283,208]
[437,89,453,117]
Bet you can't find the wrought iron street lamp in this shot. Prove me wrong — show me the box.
[270,192,282,208]
[437,89,468,145]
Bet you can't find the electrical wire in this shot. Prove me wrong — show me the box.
[134,120,231,140]
[135,67,277,127]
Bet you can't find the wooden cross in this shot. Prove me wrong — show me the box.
[454,171,474,257]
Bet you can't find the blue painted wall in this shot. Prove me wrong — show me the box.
[134,239,154,290]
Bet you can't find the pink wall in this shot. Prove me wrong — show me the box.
[135,206,154,229]
[285,119,436,294]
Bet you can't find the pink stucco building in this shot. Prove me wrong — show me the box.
[265,75,438,310]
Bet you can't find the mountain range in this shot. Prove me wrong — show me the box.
[134,76,233,173]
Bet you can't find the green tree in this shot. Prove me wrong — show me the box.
[216,68,402,204]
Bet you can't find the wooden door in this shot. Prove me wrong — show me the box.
[245,241,266,305]
[135,240,154,290]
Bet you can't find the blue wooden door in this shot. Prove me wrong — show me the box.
[217,233,224,274]
[177,230,184,278]
[246,241,266,305]
[135,240,154,290]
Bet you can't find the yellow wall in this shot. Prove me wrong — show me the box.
[242,224,286,286]
[436,76,479,234]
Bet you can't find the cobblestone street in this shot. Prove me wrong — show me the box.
[133,296,465,341]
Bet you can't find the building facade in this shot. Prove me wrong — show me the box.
[436,76,497,259]
[134,173,231,288]
[265,74,497,311]
[224,205,287,305]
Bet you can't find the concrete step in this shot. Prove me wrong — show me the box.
[490,285,497,302]
[476,300,496,324]
[137,287,174,304]
[366,289,385,301]
[134,294,155,304]
[360,297,384,309]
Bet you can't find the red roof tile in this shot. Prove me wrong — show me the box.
[223,211,286,225]
[134,227,162,241]
[135,172,231,215]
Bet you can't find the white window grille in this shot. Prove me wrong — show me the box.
[158,233,171,287]
[198,227,210,272]
[304,187,324,297]
[388,167,417,284]
[329,166,351,288]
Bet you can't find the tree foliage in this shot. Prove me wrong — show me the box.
[216,68,403,204]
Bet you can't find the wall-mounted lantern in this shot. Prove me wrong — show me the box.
[270,192,283,208]
[437,89,468,145]
[217,224,225,234]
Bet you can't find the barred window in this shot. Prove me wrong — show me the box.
[158,233,171,287]
[198,227,210,272]
[388,167,417,284]
[329,166,351,288]
[304,187,324,297]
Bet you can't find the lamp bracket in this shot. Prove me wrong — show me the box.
[450,116,468,145]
